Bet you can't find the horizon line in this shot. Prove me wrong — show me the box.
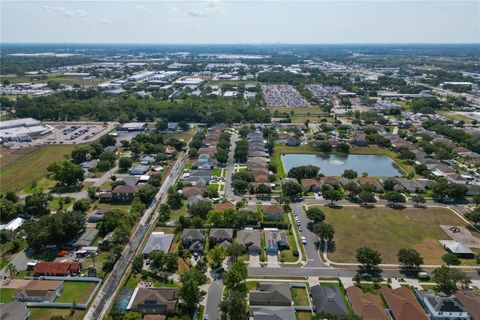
[2,42,480,46]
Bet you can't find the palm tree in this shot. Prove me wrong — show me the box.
[7,263,17,279]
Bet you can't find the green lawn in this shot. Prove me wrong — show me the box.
[208,184,220,192]
[291,287,310,306]
[316,206,478,264]
[29,308,86,320]
[170,201,189,221]
[1,144,78,192]
[296,312,314,320]
[212,168,222,177]
[55,281,97,304]
[0,288,15,303]
[279,229,300,263]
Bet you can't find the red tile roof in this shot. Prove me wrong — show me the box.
[381,287,428,320]
[33,262,82,276]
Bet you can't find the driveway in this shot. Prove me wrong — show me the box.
[267,254,279,267]
[249,254,261,268]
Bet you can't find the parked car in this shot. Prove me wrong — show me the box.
[301,236,307,244]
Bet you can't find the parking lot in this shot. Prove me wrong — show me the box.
[41,124,109,145]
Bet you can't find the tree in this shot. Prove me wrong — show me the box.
[358,190,376,205]
[208,245,226,267]
[306,207,325,222]
[232,179,249,194]
[167,191,182,209]
[255,184,271,194]
[385,191,405,206]
[342,169,358,179]
[156,119,168,131]
[72,198,90,212]
[336,143,350,154]
[356,246,382,269]
[442,253,461,266]
[179,121,190,131]
[7,262,16,279]
[323,189,342,204]
[118,157,133,171]
[312,222,335,243]
[47,160,85,186]
[137,185,157,204]
[282,182,303,198]
[220,289,247,320]
[472,195,480,208]
[223,261,248,290]
[180,278,201,308]
[397,248,424,269]
[215,148,229,164]
[433,265,470,294]
[317,141,332,153]
[465,209,480,226]
[24,193,50,216]
[189,200,213,219]
[71,146,94,164]
[288,165,320,181]
[123,311,143,320]
[227,242,246,262]
[132,254,144,273]
[411,194,426,207]
[344,182,360,198]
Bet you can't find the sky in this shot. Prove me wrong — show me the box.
[1,0,479,44]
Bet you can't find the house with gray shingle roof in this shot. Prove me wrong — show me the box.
[142,232,174,256]
[311,285,348,317]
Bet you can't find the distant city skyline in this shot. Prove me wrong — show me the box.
[1,0,479,44]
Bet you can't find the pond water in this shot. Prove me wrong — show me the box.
[281,154,404,177]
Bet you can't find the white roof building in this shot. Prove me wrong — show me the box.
[0,217,25,232]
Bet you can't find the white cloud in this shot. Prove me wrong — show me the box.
[134,5,149,12]
[100,18,112,24]
[188,10,208,18]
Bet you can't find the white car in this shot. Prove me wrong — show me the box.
[301,236,307,244]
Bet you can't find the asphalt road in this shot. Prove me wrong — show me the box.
[85,151,189,320]
[224,132,241,202]
[205,280,224,320]
[290,203,326,268]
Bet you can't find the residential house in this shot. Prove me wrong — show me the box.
[209,228,233,247]
[129,164,150,175]
[15,280,64,303]
[358,177,383,192]
[390,178,424,193]
[253,172,269,183]
[439,240,475,258]
[249,283,292,306]
[71,228,99,248]
[249,150,268,158]
[346,286,388,320]
[455,290,480,320]
[142,232,174,256]
[0,301,30,320]
[321,176,341,189]
[127,287,179,315]
[33,262,82,276]
[181,229,206,253]
[249,306,296,320]
[181,187,205,198]
[301,179,320,191]
[264,229,289,255]
[214,201,235,211]
[140,155,155,165]
[237,229,261,254]
[262,205,284,220]
[380,287,428,320]
[112,185,140,202]
[413,288,469,320]
[311,285,349,317]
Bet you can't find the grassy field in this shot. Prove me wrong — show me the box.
[291,287,310,306]
[29,308,86,320]
[316,206,478,265]
[0,74,103,87]
[296,312,314,320]
[0,288,15,303]
[1,144,77,192]
[55,281,97,303]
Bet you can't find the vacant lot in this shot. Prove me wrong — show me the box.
[55,281,97,304]
[0,145,77,192]
[291,287,310,306]
[316,206,478,264]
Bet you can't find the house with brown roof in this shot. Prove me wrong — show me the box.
[455,289,480,320]
[253,172,269,183]
[127,287,179,315]
[214,201,235,211]
[346,286,388,320]
[250,167,269,175]
[181,186,205,198]
[249,150,268,158]
[320,176,340,188]
[358,177,383,192]
[112,185,140,202]
[15,280,64,303]
[262,205,284,220]
[380,287,428,320]
[301,179,320,191]
[33,262,82,277]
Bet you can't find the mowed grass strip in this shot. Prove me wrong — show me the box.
[55,281,97,304]
[29,308,86,320]
[316,206,477,265]
[0,145,76,192]
[291,287,310,306]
